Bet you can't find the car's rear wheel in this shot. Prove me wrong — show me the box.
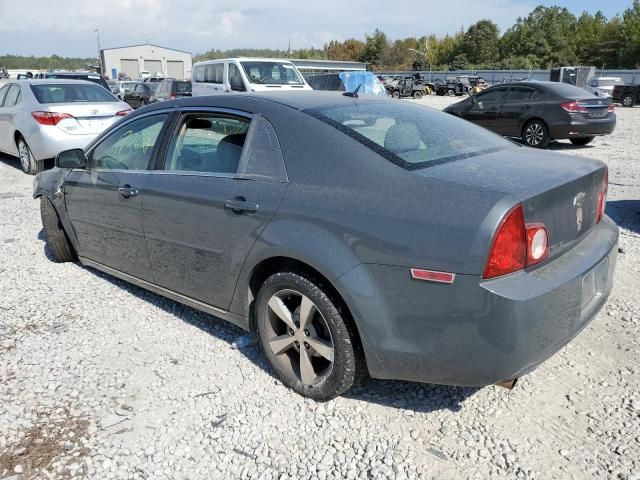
[447,89,455,96]
[413,90,423,99]
[522,120,550,148]
[40,197,76,263]
[622,94,635,107]
[392,91,400,99]
[17,137,43,175]
[570,136,595,146]
[255,272,362,401]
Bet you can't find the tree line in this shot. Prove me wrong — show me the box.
[2,3,639,72]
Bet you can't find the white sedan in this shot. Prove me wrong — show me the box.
[0,79,131,174]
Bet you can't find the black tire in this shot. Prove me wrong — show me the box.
[570,136,595,146]
[447,89,455,97]
[522,119,550,148]
[413,90,423,99]
[255,272,364,401]
[40,197,76,263]
[392,90,400,99]
[622,94,635,108]
[17,136,43,175]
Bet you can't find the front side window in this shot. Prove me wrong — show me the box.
[229,64,246,92]
[476,87,508,104]
[31,84,115,104]
[308,101,510,170]
[90,114,167,170]
[164,114,250,174]
[240,61,304,85]
[0,84,11,106]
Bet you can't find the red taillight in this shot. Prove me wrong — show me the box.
[410,268,455,284]
[116,109,132,116]
[483,204,550,279]
[561,101,588,114]
[483,205,526,279]
[31,111,73,125]
[607,103,615,112]
[170,93,176,99]
[596,168,608,223]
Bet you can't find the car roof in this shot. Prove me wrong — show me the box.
[12,79,99,85]
[194,57,297,64]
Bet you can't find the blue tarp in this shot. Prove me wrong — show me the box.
[339,71,387,97]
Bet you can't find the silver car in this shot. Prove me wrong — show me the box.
[0,79,131,174]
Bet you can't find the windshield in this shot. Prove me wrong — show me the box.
[31,84,116,104]
[240,61,304,85]
[597,79,622,87]
[307,101,510,170]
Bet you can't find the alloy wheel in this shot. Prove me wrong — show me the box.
[264,289,334,386]
[18,140,32,173]
[623,95,633,107]
[525,123,544,146]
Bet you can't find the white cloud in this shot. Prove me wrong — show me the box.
[0,0,537,56]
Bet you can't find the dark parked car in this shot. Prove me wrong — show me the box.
[34,92,617,400]
[612,84,640,107]
[151,79,193,103]
[444,81,616,148]
[40,72,111,91]
[123,82,156,108]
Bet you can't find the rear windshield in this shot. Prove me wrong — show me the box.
[31,84,116,104]
[549,83,595,99]
[307,101,510,170]
[174,81,192,93]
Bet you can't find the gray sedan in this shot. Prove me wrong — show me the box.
[0,79,131,174]
[34,92,618,400]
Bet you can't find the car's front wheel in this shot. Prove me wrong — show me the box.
[413,90,423,99]
[40,197,76,263]
[255,272,363,401]
[392,91,400,99]
[570,136,595,146]
[17,137,43,175]
[522,120,550,148]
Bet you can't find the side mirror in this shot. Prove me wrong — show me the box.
[476,101,484,110]
[55,149,86,169]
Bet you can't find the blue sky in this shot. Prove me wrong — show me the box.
[0,0,635,58]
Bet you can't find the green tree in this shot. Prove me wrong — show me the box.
[621,0,640,67]
[360,29,388,65]
[462,20,500,65]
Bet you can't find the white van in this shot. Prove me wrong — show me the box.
[192,58,312,96]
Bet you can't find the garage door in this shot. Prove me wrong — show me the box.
[166,60,184,80]
[120,59,139,79]
[144,60,162,76]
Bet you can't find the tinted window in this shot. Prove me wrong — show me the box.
[31,84,115,104]
[309,101,509,170]
[164,114,250,174]
[3,84,21,107]
[507,87,535,102]
[0,84,11,106]
[174,81,191,93]
[547,83,594,99]
[91,114,167,170]
[476,87,508,103]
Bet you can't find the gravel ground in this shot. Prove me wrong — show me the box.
[1,96,639,480]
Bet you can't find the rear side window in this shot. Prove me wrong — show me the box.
[3,84,21,107]
[477,87,508,103]
[507,87,535,102]
[31,84,115,104]
[174,81,191,93]
[164,114,250,174]
[308,101,509,170]
[0,84,11,106]
[194,63,223,84]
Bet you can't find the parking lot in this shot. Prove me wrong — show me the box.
[1,94,639,479]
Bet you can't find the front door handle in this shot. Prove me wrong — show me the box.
[224,197,259,214]
[118,186,139,198]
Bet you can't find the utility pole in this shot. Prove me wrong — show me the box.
[95,29,103,76]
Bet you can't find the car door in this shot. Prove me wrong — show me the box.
[64,112,170,280]
[141,110,288,309]
[463,87,509,130]
[123,83,140,108]
[0,83,13,153]
[496,86,537,136]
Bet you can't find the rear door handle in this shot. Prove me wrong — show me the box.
[118,186,139,198]
[224,197,259,213]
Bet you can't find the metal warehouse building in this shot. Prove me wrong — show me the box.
[101,44,193,80]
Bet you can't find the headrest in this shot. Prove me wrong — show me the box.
[384,123,420,153]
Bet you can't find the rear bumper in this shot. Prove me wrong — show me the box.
[337,216,618,386]
[548,114,616,139]
[26,126,98,161]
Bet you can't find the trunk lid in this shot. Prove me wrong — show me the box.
[574,98,612,119]
[46,103,126,135]
[419,147,606,257]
